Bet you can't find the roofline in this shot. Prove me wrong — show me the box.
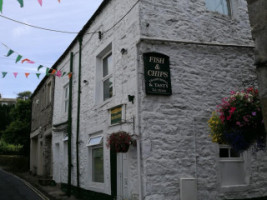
[31,0,110,98]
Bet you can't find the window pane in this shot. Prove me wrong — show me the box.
[103,78,113,101]
[205,0,230,16]
[219,148,229,157]
[230,148,240,157]
[87,136,103,146]
[103,53,112,77]
[92,147,104,183]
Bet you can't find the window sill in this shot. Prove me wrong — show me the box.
[93,97,113,110]
[220,184,249,192]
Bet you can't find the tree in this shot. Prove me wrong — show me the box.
[246,0,267,132]
[17,91,32,100]
[1,93,32,155]
[0,104,14,138]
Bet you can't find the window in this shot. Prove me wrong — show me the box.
[87,135,104,183]
[46,82,52,105]
[205,0,231,16]
[63,136,68,167]
[102,53,113,101]
[63,84,69,113]
[219,145,246,186]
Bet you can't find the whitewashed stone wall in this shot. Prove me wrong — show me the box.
[51,0,267,199]
[137,0,267,200]
[52,0,140,198]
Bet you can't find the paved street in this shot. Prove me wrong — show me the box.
[0,169,43,200]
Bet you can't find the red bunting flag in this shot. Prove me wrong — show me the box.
[51,69,56,75]
[25,73,30,78]
[58,0,60,3]
[13,72,18,78]
[68,72,72,79]
[38,0,42,6]
[21,58,35,64]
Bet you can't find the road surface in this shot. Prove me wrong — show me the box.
[0,169,44,200]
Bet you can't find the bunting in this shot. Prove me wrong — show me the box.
[37,65,44,71]
[6,49,14,57]
[15,55,22,63]
[56,70,62,77]
[36,73,41,79]
[17,0,23,8]
[25,73,30,78]
[13,72,18,78]
[0,0,3,13]
[37,0,42,6]
[2,72,7,78]
[1,71,72,79]
[21,58,35,64]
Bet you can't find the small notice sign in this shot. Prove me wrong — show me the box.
[143,52,172,95]
[110,106,122,125]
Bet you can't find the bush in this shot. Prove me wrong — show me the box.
[0,140,23,155]
[0,155,29,172]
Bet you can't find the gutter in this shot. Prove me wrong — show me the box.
[76,36,83,195]
[67,52,74,196]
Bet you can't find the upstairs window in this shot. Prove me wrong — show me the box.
[102,53,113,101]
[205,0,231,16]
[63,84,69,113]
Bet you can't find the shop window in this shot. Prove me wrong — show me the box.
[219,145,246,187]
[205,0,231,16]
[87,135,104,183]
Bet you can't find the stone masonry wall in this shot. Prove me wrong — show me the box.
[137,40,267,200]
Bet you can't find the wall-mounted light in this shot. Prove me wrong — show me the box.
[121,48,127,55]
[83,80,89,85]
[128,95,135,104]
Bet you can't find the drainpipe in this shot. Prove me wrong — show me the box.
[67,52,74,196]
[76,36,83,195]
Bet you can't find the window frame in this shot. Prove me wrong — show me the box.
[102,52,113,101]
[205,0,232,17]
[63,83,69,114]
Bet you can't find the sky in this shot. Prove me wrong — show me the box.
[0,0,103,98]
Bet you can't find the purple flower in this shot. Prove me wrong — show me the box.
[252,112,256,116]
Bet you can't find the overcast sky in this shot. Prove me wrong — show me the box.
[0,0,103,98]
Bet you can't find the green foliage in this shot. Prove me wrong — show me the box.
[0,104,14,138]
[1,92,32,156]
[0,140,23,155]
[16,91,32,100]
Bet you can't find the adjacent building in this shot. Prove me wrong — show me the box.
[0,94,16,105]
[30,75,54,177]
[30,0,267,199]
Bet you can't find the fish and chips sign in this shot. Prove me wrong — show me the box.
[143,52,172,95]
[110,106,122,125]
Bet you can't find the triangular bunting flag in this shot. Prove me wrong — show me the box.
[62,72,66,77]
[68,72,72,79]
[36,73,41,79]
[58,0,60,2]
[51,69,56,75]
[56,70,62,77]
[2,72,7,78]
[13,72,18,78]
[6,49,14,57]
[25,73,30,78]
[15,55,22,63]
[46,68,50,76]
[21,58,35,64]
[37,0,42,6]
[37,65,44,71]
[17,0,24,7]
[0,0,3,13]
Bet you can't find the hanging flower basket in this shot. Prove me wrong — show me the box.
[208,87,266,152]
[107,131,135,153]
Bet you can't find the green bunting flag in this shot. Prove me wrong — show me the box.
[0,0,3,13]
[2,72,7,78]
[6,49,14,57]
[17,0,23,7]
[46,68,50,75]
[37,65,44,71]
[62,72,66,77]
[36,73,41,79]
[15,55,23,63]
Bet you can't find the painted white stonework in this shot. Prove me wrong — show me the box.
[51,0,267,199]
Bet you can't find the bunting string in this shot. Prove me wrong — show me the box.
[0,0,61,12]
[0,71,72,79]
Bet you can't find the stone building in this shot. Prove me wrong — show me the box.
[30,75,54,177]
[50,0,267,199]
[0,94,16,105]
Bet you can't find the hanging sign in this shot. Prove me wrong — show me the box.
[143,52,172,95]
[110,106,122,125]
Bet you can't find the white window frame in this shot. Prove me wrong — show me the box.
[218,145,248,187]
[63,83,69,114]
[87,133,105,192]
[205,0,232,16]
[95,43,113,104]
[102,52,113,101]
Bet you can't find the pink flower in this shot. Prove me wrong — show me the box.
[230,107,236,114]
[252,112,256,116]
[236,121,241,126]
